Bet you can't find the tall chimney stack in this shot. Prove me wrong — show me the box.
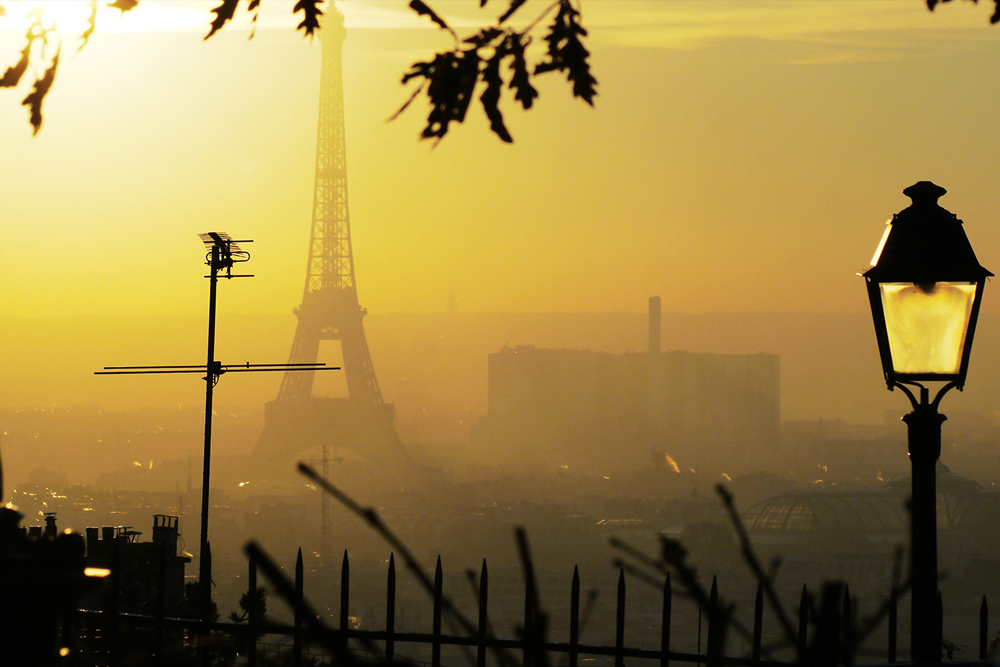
[649,296,661,354]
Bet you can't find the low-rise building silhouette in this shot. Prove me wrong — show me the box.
[81,514,190,615]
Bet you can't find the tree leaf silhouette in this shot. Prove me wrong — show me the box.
[107,0,139,12]
[1,0,591,140]
[8,0,1000,138]
[0,46,30,89]
[927,0,1000,23]
[2,6,48,90]
[248,0,260,39]
[534,0,596,105]
[206,0,240,39]
[480,43,513,142]
[463,27,504,48]
[499,0,529,24]
[409,49,480,142]
[293,0,324,37]
[1,0,598,140]
[409,0,455,36]
[79,0,98,51]
[508,33,538,110]
[23,49,59,136]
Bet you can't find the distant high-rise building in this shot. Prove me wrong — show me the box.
[472,345,780,474]
[649,296,661,355]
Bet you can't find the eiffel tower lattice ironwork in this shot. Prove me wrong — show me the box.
[254,6,405,463]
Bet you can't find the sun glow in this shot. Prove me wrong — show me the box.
[0,1,209,36]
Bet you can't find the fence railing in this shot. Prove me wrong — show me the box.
[68,546,1000,667]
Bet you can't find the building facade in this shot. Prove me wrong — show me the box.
[473,345,780,475]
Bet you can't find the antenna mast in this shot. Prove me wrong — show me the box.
[97,233,339,634]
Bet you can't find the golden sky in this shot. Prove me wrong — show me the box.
[2,0,1000,319]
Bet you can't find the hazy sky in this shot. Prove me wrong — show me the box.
[3,0,1000,319]
[3,0,1000,491]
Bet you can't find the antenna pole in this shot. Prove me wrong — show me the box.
[95,232,333,646]
[95,232,335,652]
[199,242,220,633]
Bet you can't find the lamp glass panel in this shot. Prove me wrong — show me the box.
[879,282,976,375]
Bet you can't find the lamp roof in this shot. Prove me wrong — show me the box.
[864,181,993,283]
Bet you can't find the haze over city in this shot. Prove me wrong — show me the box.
[3,0,1000,489]
[5,3,1000,663]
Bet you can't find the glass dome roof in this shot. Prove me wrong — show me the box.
[743,469,985,535]
[742,490,906,534]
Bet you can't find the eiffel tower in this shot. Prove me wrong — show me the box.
[254,5,406,464]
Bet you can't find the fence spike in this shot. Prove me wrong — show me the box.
[294,548,304,667]
[706,575,721,666]
[386,553,396,664]
[248,549,258,667]
[815,583,842,665]
[477,558,489,667]
[615,568,625,667]
[433,556,443,667]
[888,587,897,663]
[938,591,945,660]
[981,595,988,660]
[697,596,702,657]
[661,571,671,667]
[570,565,580,667]
[524,558,537,667]
[752,579,763,662]
[340,549,350,655]
[798,584,808,660]
[842,585,852,664]
[244,541,354,667]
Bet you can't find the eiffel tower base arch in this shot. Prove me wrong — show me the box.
[253,398,406,464]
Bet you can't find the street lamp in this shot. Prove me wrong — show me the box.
[862,181,992,663]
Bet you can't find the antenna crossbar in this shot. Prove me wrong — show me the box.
[94,230,342,635]
[96,363,338,376]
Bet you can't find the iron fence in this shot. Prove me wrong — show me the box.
[66,547,1000,667]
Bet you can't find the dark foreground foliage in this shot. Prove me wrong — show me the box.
[4,0,997,139]
[0,0,595,142]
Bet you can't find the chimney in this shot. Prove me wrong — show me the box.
[649,296,661,354]
[152,514,179,556]
[44,513,56,539]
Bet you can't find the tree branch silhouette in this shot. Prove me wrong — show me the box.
[929,0,1000,23]
[0,0,594,141]
[612,484,913,664]
[2,0,998,136]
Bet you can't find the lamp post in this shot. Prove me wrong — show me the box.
[862,181,992,663]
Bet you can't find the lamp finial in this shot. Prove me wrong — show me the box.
[903,181,947,206]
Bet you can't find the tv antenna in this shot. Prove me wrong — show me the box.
[96,232,339,626]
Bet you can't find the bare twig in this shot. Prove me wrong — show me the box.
[298,462,520,667]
